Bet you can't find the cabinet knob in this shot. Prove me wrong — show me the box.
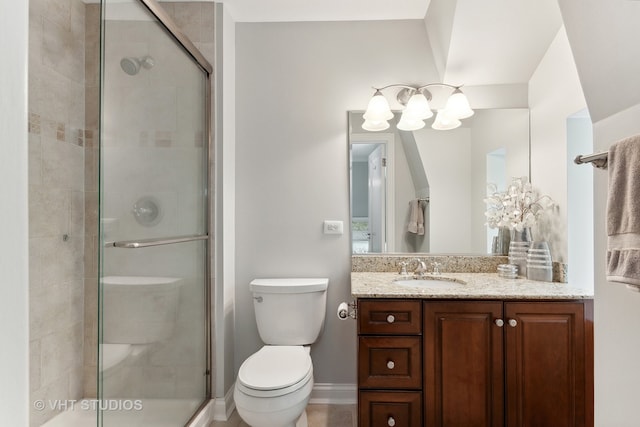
[386,314,395,324]
[387,360,395,370]
[494,318,504,327]
[508,318,518,327]
[387,416,396,426]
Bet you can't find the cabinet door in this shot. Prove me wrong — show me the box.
[504,301,592,427]
[424,301,504,427]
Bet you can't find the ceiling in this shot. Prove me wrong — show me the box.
[222,0,563,87]
[220,0,430,23]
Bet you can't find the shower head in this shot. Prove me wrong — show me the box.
[120,55,155,76]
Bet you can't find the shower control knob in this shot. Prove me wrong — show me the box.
[387,416,396,426]
[387,360,395,370]
[386,314,395,324]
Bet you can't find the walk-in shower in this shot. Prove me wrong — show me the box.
[99,0,212,425]
[30,0,213,425]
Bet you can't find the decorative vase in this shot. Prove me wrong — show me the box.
[496,226,511,255]
[508,227,533,277]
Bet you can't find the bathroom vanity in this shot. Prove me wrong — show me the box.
[352,272,594,427]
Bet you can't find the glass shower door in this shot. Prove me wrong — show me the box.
[99,0,210,425]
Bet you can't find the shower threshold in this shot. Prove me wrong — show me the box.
[41,398,202,427]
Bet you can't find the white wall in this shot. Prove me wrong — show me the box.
[0,0,29,424]
[414,127,472,253]
[469,109,530,253]
[529,26,587,264]
[591,105,640,427]
[214,2,237,408]
[559,0,640,424]
[235,20,439,385]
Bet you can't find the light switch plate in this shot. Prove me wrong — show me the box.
[323,220,344,235]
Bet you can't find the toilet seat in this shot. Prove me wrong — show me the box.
[237,346,313,398]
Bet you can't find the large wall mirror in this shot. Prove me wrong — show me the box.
[349,109,530,254]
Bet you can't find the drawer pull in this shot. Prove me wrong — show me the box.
[386,314,396,324]
[387,360,395,370]
[495,318,504,327]
[508,318,518,327]
[387,416,396,426]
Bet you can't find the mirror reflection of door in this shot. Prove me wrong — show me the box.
[351,139,393,253]
[368,145,386,252]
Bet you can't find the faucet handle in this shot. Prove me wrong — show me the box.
[431,262,442,275]
[398,261,408,276]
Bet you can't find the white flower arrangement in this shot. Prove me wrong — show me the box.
[484,177,555,231]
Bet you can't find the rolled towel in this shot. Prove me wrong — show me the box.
[606,135,640,290]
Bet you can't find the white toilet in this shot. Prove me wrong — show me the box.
[234,278,329,427]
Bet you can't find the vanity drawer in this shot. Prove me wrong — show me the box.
[358,336,422,389]
[359,390,422,427]
[358,299,422,335]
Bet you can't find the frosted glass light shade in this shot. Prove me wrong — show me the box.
[363,91,393,121]
[362,119,390,132]
[432,110,461,130]
[444,88,474,119]
[397,111,426,131]
[403,93,433,120]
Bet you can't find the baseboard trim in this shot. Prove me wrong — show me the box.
[213,385,236,421]
[309,383,357,405]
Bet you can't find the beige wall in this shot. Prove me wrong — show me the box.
[28,0,87,424]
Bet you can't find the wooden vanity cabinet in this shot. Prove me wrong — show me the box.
[357,298,594,427]
[424,300,594,427]
[358,299,423,427]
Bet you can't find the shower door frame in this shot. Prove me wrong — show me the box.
[99,0,214,421]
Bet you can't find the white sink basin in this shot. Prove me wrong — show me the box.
[394,278,465,288]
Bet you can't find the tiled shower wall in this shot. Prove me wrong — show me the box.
[83,2,100,399]
[29,1,214,424]
[28,0,86,425]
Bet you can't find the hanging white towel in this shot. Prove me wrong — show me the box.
[407,199,425,236]
[606,135,640,291]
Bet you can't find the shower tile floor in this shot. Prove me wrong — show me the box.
[209,404,357,427]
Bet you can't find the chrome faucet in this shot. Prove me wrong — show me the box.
[412,258,428,277]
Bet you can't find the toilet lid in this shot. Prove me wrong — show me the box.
[238,346,312,391]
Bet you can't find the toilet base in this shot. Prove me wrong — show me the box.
[295,410,307,427]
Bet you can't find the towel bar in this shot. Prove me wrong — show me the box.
[574,151,608,169]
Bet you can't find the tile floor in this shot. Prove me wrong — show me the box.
[209,404,357,427]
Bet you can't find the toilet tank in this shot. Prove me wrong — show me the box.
[250,278,328,345]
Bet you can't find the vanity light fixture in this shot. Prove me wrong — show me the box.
[362,83,474,132]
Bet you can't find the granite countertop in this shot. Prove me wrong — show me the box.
[351,272,593,300]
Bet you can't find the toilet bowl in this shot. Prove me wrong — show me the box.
[234,346,314,427]
[233,278,328,427]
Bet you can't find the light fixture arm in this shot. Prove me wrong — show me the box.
[371,83,464,106]
[372,82,462,92]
